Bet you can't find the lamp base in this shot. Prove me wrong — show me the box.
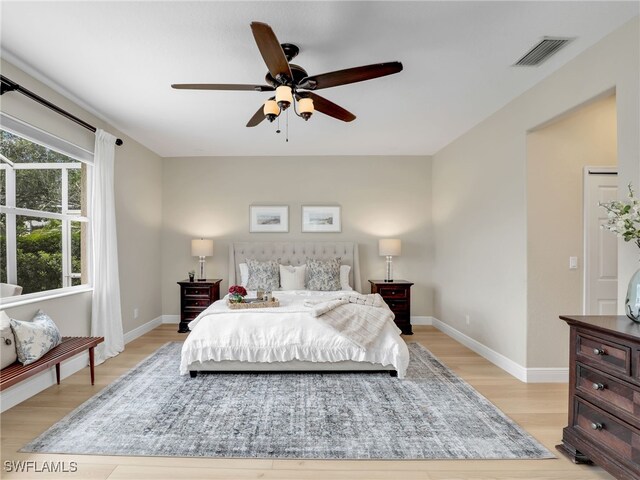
[385,256,394,283]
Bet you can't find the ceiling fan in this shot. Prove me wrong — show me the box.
[172,21,403,128]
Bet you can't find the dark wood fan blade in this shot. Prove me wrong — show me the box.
[246,104,266,127]
[172,83,274,92]
[297,92,356,122]
[299,62,403,90]
[250,22,292,81]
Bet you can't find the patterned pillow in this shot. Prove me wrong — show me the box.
[10,310,62,365]
[306,257,342,291]
[245,259,280,290]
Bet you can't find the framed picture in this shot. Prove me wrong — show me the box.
[249,205,289,233]
[302,206,341,233]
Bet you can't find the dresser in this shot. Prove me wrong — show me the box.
[177,279,222,333]
[557,315,640,480]
[369,280,414,335]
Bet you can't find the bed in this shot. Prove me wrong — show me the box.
[180,242,410,378]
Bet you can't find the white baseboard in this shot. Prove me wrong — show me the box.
[162,314,180,324]
[429,317,567,383]
[1,315,164,413]
[123,315,163,344]
[410,316,433,326]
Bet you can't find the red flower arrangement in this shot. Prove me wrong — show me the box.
[228,285,247,303]
[229,285,247,297]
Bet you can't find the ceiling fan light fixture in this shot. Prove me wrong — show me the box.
[263,99,279,122]
[275,85,292,110]
[298,97,314,121]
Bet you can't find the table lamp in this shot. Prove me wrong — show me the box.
[379,239,401,282]
[191,239,213,281]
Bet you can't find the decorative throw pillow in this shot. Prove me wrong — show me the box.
[10,310,62,365]
[239,263,249,287]
[340,265,353,291]
[306,257,342,291]
[245,259,280,290]
[0,311,17,369]
[279,264,306,290]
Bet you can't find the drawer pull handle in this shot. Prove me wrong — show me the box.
[591,422,604,431]
[593,348,606,356]
[592,383,606,391]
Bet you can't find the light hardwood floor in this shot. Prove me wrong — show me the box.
[1,324,614,480]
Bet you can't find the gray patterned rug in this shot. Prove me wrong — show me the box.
[22,342,554,460]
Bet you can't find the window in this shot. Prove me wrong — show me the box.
[0,129,90,297]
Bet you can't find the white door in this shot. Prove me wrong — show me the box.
[584,168,618,315]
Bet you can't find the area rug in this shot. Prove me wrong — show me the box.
[22,342,554,460]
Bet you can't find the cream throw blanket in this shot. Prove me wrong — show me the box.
[304,293,394,349]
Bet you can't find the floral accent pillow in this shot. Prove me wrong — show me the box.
[245,259,280,290]
[10,310,62,365]
[306,257,342,291]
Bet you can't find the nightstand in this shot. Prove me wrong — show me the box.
[177,279,221,333]
[369,280,414,335]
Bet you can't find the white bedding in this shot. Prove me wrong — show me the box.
[180,290,410,378]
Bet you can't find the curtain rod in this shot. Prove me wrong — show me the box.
[0,75,123,146]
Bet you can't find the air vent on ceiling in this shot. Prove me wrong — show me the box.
[513,37,573,67]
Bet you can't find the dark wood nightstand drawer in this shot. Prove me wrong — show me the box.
[182,286,212,297]
[385,300,409,313]
[184,298,212,308]
[377,286,408,299]
[574,398,640,464]
[576,363,640,422]
[577,332,631,377]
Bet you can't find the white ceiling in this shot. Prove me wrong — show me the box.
[1,1,638,157]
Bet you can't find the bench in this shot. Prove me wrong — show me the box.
[0,336,104,391]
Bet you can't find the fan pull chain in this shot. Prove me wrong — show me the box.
[286,109,289,143]
[276,115,281,134]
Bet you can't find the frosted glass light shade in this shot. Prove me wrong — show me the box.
[379,239,401,257]
[298,97,314,121]
[275,85,292,109]
[191,239,213,257]
[263,99,279,121]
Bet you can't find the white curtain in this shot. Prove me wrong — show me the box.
[90,129,124,364]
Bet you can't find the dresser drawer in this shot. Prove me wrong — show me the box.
[576,363,640,421]
[184,298,212,308]
[574,399,640,464]
[182,286,212,298]
[385,299,409,313]
[577,332,631,377]
[377,286,408,299]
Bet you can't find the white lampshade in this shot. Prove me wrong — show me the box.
[379,239,401,257]
[191,239,213,257]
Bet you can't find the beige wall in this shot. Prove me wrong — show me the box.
[0,59,163,335]
[433,18,639,370]
[161,155,433,317]
[527,94,617,368]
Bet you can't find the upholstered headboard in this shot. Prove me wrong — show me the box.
[228,241,362,292]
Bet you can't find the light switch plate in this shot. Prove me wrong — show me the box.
[569,256,578,270]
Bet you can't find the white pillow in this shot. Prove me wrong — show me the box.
[340,265,353,291]
[0,311,17,369]
[239,263,249,287]
[280,264,306,290]
[10,310,62,365]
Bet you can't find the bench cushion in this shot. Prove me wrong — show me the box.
[0,311,17,369]
[10,310,62,365]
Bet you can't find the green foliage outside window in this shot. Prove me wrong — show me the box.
[1,130,84,294]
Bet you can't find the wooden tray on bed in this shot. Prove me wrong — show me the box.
[227,298,280,309]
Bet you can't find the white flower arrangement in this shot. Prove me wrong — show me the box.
[599,183,640,250]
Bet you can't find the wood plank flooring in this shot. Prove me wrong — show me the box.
[0,325,614,479]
